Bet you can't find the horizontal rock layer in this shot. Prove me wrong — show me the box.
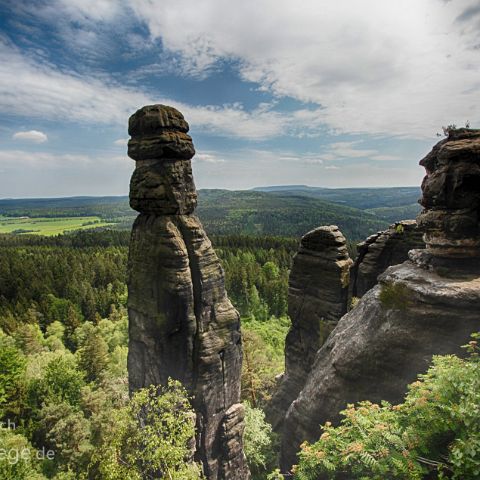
[418,128,480,256]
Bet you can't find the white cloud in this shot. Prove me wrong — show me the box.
[128,0,480,138]
[191,148,424,189]
[12,130,48,143]
[114,138,129,146]
[0,40,291,140]
[0,149,133,197]
[0,150,94,166]
[4,0,479,142]
[315,142,401,162]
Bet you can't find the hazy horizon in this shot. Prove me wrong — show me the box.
[0,184,422,201]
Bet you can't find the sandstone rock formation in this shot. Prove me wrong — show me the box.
[127,105,249,480]
[350,220,424,298]
[279,129,480,472]
[417,128,480,261]
[268,226,352,430]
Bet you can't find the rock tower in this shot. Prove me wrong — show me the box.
[127,105,249,479]
[350,220,424,298]
[416,128,480,268]
[268,226,352,429]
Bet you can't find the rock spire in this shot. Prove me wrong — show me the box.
[268,226,352,430]
[417,128,480,267]
[350,220,424,298]
[127,104,249,480]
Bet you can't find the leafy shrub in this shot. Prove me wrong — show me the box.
[94,379,202,480]
[243,403,279,479]
[294,333,480,479]
[0,427,46,480]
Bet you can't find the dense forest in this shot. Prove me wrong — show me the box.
[0,187,421,240]
[0,230,293,479]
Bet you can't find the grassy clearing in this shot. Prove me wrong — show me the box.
[0,216,115,236]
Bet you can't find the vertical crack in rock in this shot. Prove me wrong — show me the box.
[126,104,250,479]
[278,129,480,472]
[267,225,352,431]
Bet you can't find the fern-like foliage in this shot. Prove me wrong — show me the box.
[293,333,480,479]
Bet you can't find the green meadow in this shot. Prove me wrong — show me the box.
[0,215,115,236]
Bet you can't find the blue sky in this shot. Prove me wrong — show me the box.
[0,0,479,197]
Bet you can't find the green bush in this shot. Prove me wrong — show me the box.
[294,333,480,479]
[93,379,202,480]
[243,403,278,479]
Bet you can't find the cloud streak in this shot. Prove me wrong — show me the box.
[0,39,294,140]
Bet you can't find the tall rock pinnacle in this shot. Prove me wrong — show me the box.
[267,226,352,430]
[127,105,249,479]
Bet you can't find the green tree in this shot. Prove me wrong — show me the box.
[243,403,278,479]
[77,331,109,382]
[0,337,26,416]
[94,379,202,480]
[38,402,91,474]
[14,323,44,355]
[0,426,46,480]
[29,355,85,408]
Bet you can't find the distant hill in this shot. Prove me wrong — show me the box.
[197,190,388,240]
[0,186,422,241]
[253,185,421,209]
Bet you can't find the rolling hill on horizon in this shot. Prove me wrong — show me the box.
[0,186,422,241]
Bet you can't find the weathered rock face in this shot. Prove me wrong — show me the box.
[268,226,352,430]
[350,220,424,298]
[279,131,480,472]
[280,262,480,470]
[127,105,249,480]
[417,128,480,258]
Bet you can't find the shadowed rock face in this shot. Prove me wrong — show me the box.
[279,132,480,472]
[267,226,352,430]
[127,105,249,480]
[350,220,424,298]
[418,128,480,258]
